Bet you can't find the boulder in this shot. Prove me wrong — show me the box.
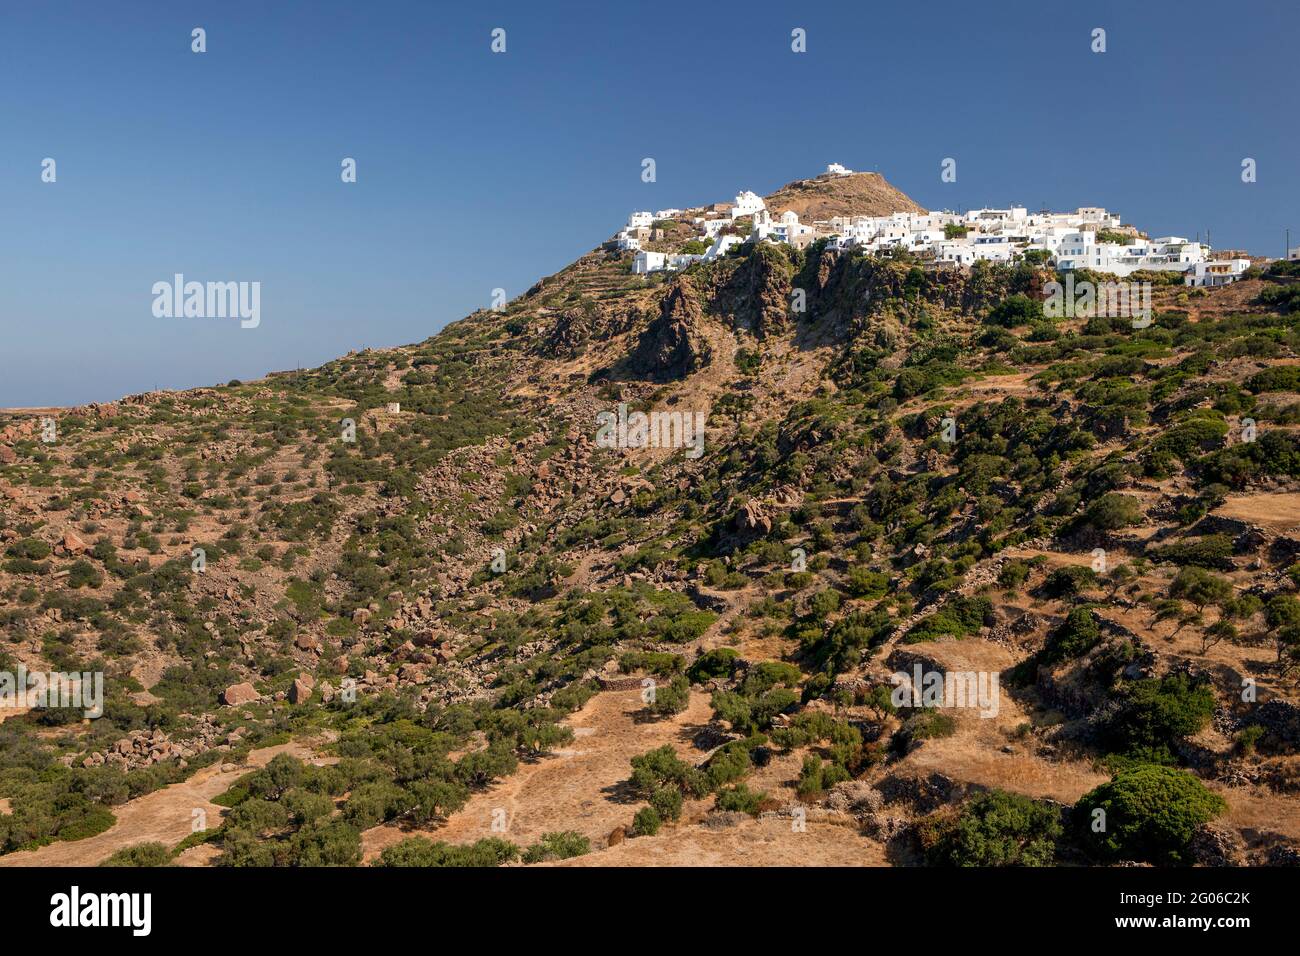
[288,677,313,704]
[735,500,772,535]
[221,682,259,706]
[62,531,89,555]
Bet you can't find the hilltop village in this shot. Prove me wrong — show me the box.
[614,163,1256,286]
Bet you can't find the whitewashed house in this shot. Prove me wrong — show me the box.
[1057,233,1209,276]
[731,190,766,219]
[1185,259,1252,287]
[826,163,853,176]
[934,240,978,265]
[969,235,1016,261]
[700,218,733,238]
[633,250,667,274]
[627,211,654,230]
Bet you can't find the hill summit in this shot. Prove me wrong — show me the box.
[763,170,927,221]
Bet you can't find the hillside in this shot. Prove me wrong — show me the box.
[3,173,1300,870]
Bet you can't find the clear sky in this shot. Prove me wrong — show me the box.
[1,0,1295,407]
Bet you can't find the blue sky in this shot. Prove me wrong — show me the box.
[1,0,1295,407]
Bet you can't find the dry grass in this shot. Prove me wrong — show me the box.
[361,688,715,861]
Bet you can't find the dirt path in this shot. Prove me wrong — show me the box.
[0,741,319,867]
[361,688,714,861]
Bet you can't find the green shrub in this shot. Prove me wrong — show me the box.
[715,783,766,816]
[998,560,1030,590]
[1040,608,1102,665]
[796,754,850,797]
[1104,674,1215,762]
[985,294,1042,328]
[375,836,519,867]
[1075,765,1226,864]
[1246,366,1300,393]
[632,806,662,836]
[1041,565,1098,598]
[629,745,706,799]
[645,674,690,717]
[650,786,684,822]
[99,841,172,867]
[903,597,991,643]
[918,790,1062,866]
[844,565,889,599]
[522,830,590,863]
[687,648,739,683]
[1147,534,1234,569]
[891,711,957,755]
[1082,494,1143,531]
[6,537,51,560]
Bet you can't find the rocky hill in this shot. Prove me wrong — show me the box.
[3,172,1300,869]
[763,171,926,220]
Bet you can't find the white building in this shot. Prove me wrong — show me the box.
[731,190,766,219]
[1185,259,1252,287]
[633,233,747,275]
[627,211,654,230]
[934,240,978,265]
[750,209,815,246]
[968,235,1016,262]
[633,250,667,274]
[1053,232,1209,276]
[826,163,853,176]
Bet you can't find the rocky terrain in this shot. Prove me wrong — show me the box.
[3,171,1300,868]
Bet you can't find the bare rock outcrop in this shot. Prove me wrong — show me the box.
[627,279,712,381]
[717,244,795,338]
